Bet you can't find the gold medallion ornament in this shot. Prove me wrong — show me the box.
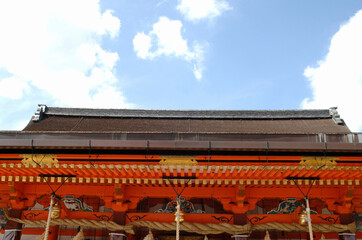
[160,156,197,166]
[300,157,338,167]
[21,154,58,165]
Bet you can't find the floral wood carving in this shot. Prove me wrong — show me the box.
[155,198,205,213]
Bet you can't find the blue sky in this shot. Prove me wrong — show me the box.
[0,0,361,131]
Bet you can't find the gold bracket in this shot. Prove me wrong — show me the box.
[115,184,123,203]
[21,154,58,165]
[300,157,338,167]
[159,156,198,166]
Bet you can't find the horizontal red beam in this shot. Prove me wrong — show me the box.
[247,214,340,225]
[20,210,341,226]
[21,210,234,224]
[21,210,113,221]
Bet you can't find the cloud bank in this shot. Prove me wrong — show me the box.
[133,17,206,80]
[177,0,231,21]
[302,10,362,132]
[0,0,130,108]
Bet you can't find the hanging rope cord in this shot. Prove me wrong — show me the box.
[168,179,191,199]
[31,140,73,196]
[265,142,269,167]
[166,178,191,240]
[291,144,329,200]
[208,141,211,167]
[176,201,181,240]
[261,142,270,171]
[146,141,150,169]
[88,140,95,168]
[43,195,54,240]
[289,147,329,240]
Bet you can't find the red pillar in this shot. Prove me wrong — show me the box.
[47,225,60,240]
[109,212,127,240]
[233,214,249,240]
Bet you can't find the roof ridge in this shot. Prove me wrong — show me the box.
[46,106,329,112]
[30,104,336,122]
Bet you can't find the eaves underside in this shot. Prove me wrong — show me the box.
[0,138,361,154]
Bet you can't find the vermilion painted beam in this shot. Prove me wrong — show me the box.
[20,210,341,226]
[125,213,234,224]
[247,214,340,225]
[21,210,113,221]
[21,210,234,225]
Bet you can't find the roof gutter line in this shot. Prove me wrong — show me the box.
[0,139,361,152]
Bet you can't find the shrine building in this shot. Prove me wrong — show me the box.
[0,104,361,240]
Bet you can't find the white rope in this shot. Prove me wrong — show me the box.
[176,200,180,240]
[305,197,314,240]
[44,195,54,240]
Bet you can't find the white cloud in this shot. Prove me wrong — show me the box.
[133,17,206,80]
[177,0,231,21]
[0,77,29,99]
[192,42,206,80]
[133,33,153,59]
[301,10,362,132]
[0,0,131,108]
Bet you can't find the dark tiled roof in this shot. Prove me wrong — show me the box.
[22,105,351,134]
[23,117,350,134]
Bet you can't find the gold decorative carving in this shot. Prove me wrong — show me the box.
[300,157,338,167]
[159,156,197,166]
[21,154,58,165]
